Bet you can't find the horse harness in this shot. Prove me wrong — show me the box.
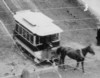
[79,49,85,58]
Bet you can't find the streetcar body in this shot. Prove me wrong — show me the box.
[13,10,63,60]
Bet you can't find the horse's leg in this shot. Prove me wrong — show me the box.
[61,56,66,69]
[81,61,85,73]
[58,55,63,65]
[58,56,65,69]
[59,58,62,65]
[62,57,65,65]
[74,62,79,70]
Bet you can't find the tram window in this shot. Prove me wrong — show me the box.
[36,36,44,44]
[30,35,34,43]
[36,36,40,44]
[23,29,27,38]
[46,36,50,42]
[15,24,19,32]
[25,31,27,38]
[51,34,59,41]
[23,29,25,37]
[40,36,51,43]
[19,26,22,34]
[40,36,44,43]
[27,32,30,41]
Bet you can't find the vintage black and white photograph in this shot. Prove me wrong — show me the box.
[0,0,100,78]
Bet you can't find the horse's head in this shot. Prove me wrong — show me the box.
[86,44,95,55]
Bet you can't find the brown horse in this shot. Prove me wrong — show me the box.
[56,44,95,73]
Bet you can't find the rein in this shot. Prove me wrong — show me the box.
[79,49,85,58]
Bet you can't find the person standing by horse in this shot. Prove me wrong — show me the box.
[96,25,100,46]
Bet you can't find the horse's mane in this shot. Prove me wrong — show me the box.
[81,45,91,51]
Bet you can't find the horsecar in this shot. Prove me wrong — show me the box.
[13,10,63,62]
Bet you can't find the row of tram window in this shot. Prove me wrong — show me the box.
[15,24,34,44]
[15,22,59,45]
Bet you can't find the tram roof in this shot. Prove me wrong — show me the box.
[14,10,63,36]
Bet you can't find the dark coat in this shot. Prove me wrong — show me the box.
[96,29,100,40]
[96,29,100,45]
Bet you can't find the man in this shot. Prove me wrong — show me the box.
[43,41,53,50]
[96,26,100,45]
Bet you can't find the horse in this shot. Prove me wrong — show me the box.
[56,44,95,73]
